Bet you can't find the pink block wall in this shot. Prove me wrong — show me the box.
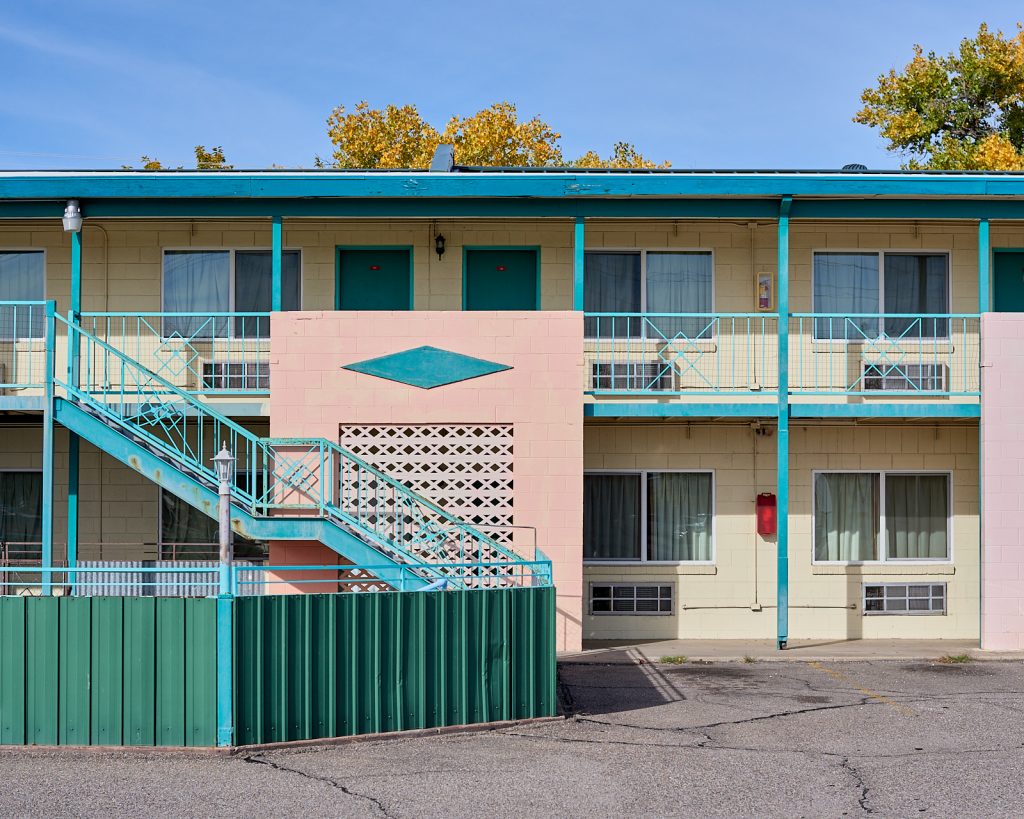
[982,313,1024,650]
[269,311,585,651]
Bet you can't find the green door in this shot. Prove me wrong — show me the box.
[994,251,1024,312]
[464,249,539,311]
[336,248,412,310]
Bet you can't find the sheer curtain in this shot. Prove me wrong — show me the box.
[0,251,45,337]
[234,250,301,336]
[813,253,879,340]
[0,472,43,558]
[883,254,949,338]
[584,474,640,560]
[163,251,230,337]
[646,252,713,340]
[583,253,641,337]
[885,474,949,559]
[647,472,712,561]
[814,473,879,561]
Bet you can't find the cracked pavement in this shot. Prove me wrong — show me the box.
[3,658,1024,817]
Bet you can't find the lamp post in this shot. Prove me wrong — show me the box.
[212,444,235,596]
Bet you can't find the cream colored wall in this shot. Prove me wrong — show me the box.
[583,420,980,642]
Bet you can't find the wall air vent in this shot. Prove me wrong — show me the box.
[861,362,947,393]
[591,361,674,392]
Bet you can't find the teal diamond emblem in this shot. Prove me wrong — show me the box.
[343,346,511,389]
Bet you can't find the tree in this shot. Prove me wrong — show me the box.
[121,155,165,170]
[855,23,1024,170]
[194,145,232,170]
[327,102,440,169]
[572,142,670,169]
[440,102,563,166]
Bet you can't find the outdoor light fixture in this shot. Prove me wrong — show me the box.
[213,444,235,483]
[62,199,82,233]
[435,233,446,260]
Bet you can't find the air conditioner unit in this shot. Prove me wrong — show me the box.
[591,361,674,391]
[861,362,947,392]
[200,361,270,392]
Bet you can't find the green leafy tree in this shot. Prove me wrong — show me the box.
[572,142,670,169]
[856,23,1024,170]
[194,145,232,170]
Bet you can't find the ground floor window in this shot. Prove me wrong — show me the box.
[0,470,43,561]
[584,470,713,563]
[590,583,674,615]
[814,472,950,562]
[159,489,267,561]
[864,582,946,615]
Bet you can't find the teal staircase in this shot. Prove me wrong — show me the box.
[54,316,525,589]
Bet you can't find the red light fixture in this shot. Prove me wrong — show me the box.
[497,265,506,272]
[370,265,381,271]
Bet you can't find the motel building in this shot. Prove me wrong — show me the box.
[2,151,1024,746]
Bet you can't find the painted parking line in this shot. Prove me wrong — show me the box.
[807,661,917,716]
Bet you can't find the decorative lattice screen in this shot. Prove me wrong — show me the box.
[338,424,514,544]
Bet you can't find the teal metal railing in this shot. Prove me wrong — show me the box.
[54,315,527,583]
[0,301,48,389]
[790,314,980,396]
[584,313,778,394]
[79,312,272,394]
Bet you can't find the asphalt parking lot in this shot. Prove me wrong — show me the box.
[3,657,1023,817]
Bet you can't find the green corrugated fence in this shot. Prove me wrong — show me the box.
[0,596,217,746]
[233,586,557,745]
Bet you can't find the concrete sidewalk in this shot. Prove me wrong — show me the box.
[565,638,1024,663]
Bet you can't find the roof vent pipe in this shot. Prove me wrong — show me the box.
[430,144,455,172]
[842,163,868,171]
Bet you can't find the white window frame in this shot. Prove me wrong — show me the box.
[810,249,952,343]
[160,247,303,336]
[811,469,953,565]
[589,582,675,616]
[583,468,715,566]
[863,582,947,616]
[0,249,47,339]
[0,468,44,557]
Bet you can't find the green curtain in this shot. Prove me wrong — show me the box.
[885,475,949,559]
[584,474,640,560]
[647,472,712,561]
[814,473,879,561]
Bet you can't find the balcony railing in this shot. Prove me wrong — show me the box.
[584,313,779,395]
[790,314,980,397]
[0,301,48,390]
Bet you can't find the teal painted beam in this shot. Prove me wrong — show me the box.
[583,402,779,418]
[979,219,991,313]
[216,595,233,747]
[0,397,46,410]
[271,215,283,312]
[573,217,585,310]
[789,402,980,418]
[40,302,56,595]
[69,230,82,388]
[776,197,791,651]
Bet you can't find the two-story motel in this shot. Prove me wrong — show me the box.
[3,156,1024,654]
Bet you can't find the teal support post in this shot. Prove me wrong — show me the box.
[66,229,83,592]
[271,215,283,312]
[69,229,82,385]
[216,593,234,747]
[41,301,56,595]
[978,218,990,313]
[776,197,791,650]
[573,217,585,310]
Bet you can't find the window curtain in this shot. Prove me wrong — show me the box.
[814,473,879,561]
[160,490,218,559]
[646,252,714,340]
[883,254,949,338]
[584,474,640,559]
[647,472,712,561]
[234,250,301,337]
[0,472,42,559]
[163,251,230,337]
[885,474,949,559]
[813,253,879,340]
[583,253,641,337]
[0,251,45,337]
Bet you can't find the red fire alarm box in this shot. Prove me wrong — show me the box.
[756,492,777,535]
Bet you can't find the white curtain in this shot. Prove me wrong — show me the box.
[646,252,713,340]
[884,254,949,338]
[813,253,879,340]
[0,251,45,337]
[0,472,42,558]
[814,473,879,561]
[647,472,712,561]
[163,251,230,337]
[885,474,948,559]
[584,253,641,337]
[584,474,640,559]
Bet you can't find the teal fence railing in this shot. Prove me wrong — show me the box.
[0,301,48,390]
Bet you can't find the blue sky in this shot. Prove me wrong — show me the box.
[1,1,1021,170]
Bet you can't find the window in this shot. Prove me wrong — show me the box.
[584,471,713,563]
[0,251,45,338]
[813,472,950,563]
[812,252,949,340]
[159,488,267,561]
[590,583,674,615]
[0,471,43,561]
[162,249,300,338]
[584,250,713,339]
[864,583,946,615]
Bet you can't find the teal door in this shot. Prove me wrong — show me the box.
[336,248,412,310]
[994,251,1024,312]
[464,249,539,310]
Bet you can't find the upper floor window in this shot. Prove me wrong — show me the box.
[812,251,949,340]
[162,249,301,338]
[0,251,45,338]
[584,250,713,338]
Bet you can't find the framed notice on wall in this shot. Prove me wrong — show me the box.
[755,271,776,312]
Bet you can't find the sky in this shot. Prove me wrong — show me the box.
[0,1,1022,171]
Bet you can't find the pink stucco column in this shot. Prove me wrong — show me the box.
[981,313,1024,650]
